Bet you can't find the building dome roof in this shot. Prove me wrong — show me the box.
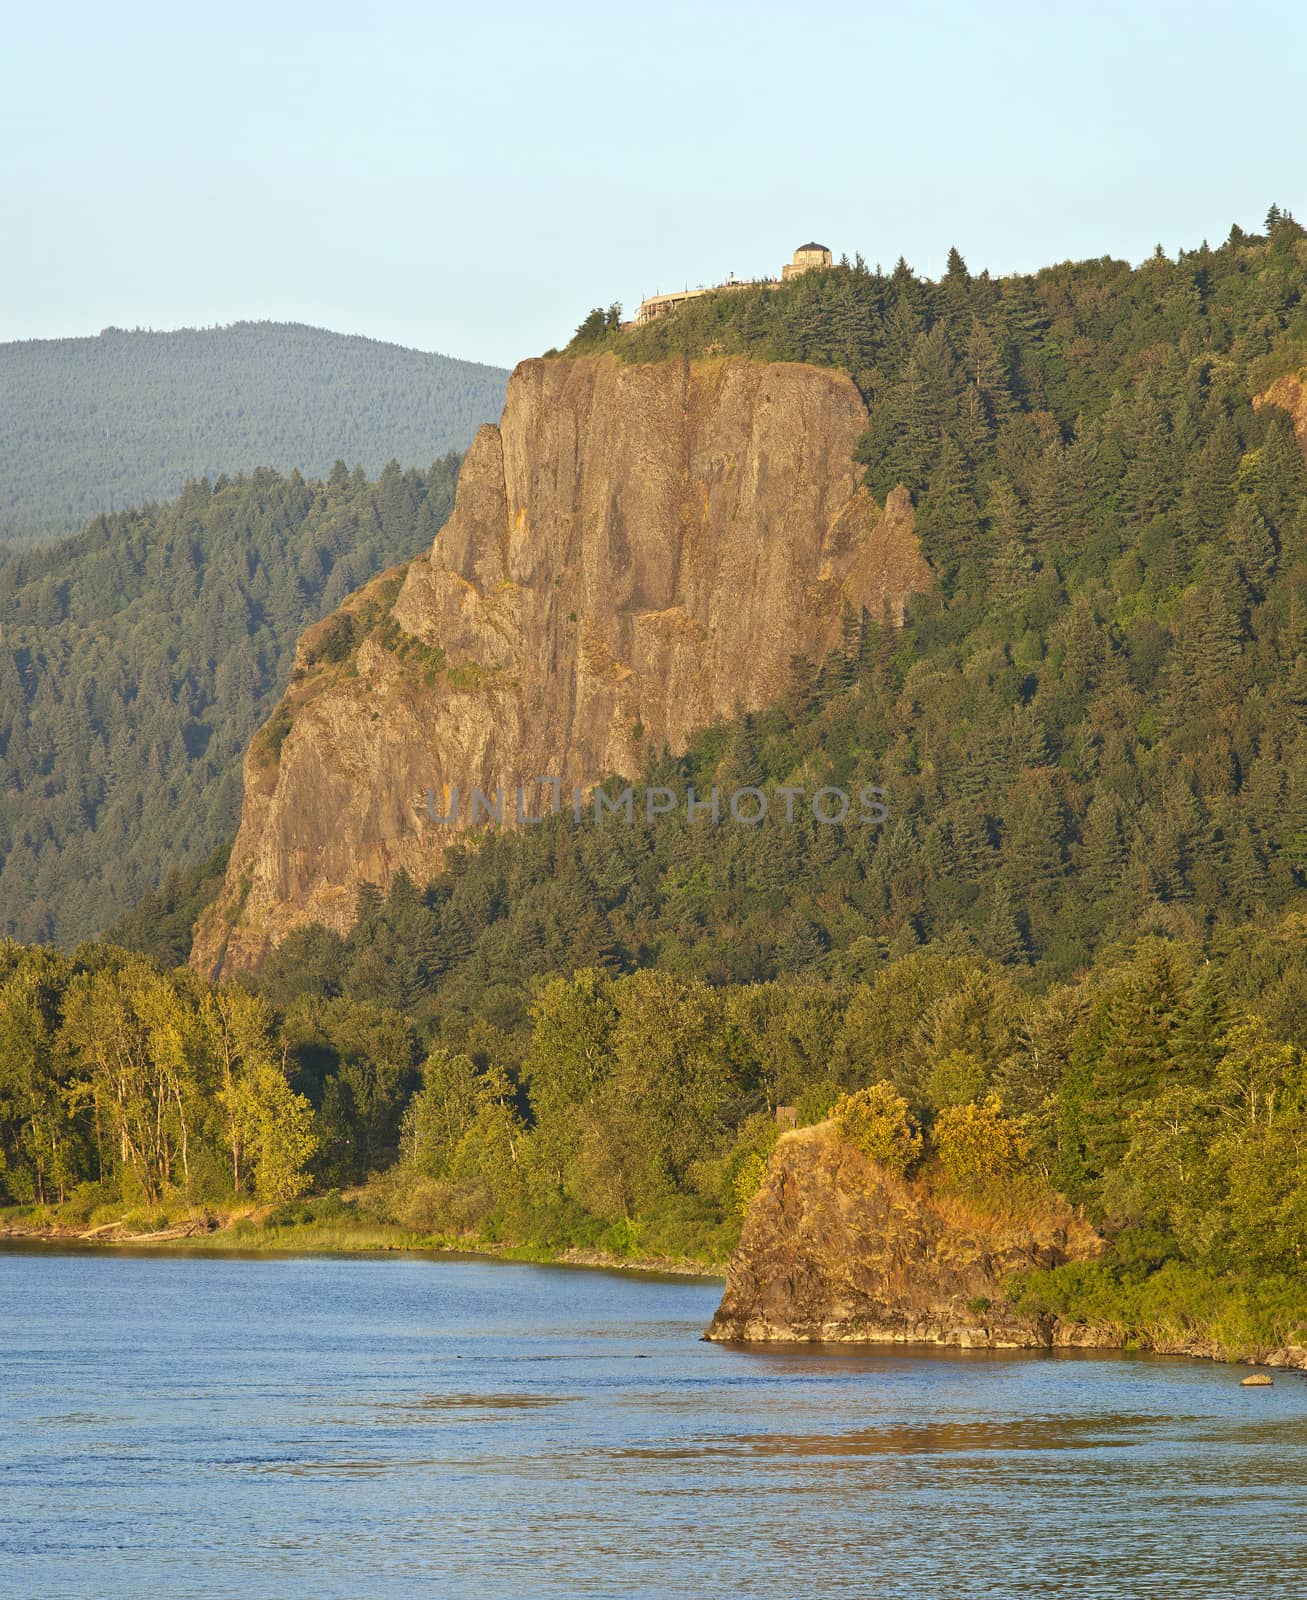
[796,242,830,254]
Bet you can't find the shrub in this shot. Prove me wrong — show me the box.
[933,1096,1030,1188]
[309,612,356,666]
[732,1151,770,1215]
[254,702,293,769]
[833,1082,922,1175]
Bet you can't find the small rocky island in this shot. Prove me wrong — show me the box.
[706,1119,1307,1373]
[705,1120,1105,1348]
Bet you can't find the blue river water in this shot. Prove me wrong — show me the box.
[2,1249,1305,1599]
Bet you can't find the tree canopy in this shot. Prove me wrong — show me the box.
[0,456,461,945]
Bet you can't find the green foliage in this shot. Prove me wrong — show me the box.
[833,1082,922,1174]
[931,1096,1030,1188]
[568,304,624,351]
[102,844,231,967]
[400,1047,483,1180]
[0,456,460,947]
[0,942,316,1208]
[516,967,730,1225]
[279,993,420,1185]
[0,322,506,541]
[1008,1257,1307,1357]
[224,1063,318,1204]
[9,914,1307,1290]
[731,1150,770,1215]
[1119,1015,1307,1272]
[30,221,1307,983]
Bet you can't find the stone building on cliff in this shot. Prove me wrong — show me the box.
[782,241,833,280]
[635,242,833,324]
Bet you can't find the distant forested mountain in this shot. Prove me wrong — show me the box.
[0,322,507,541]
[0,457,461,945]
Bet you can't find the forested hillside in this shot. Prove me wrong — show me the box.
[285,207,1307,1002]
[0,458,460,946]
[0,322,506,541]
[6,214,1307,1351]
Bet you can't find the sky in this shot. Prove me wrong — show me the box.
[2,0,1305,370]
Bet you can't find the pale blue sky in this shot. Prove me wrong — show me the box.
[3,0,1303,368]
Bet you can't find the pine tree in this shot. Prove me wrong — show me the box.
[1168,965,1233,1084]
[1230,826,1269,911]
[900,325,957,485]
[353,881,384,940]
[963,318,1014,433]
[1080,794,1127,900]
[1182,417,1240,537]
[920,436,981,567]
[981,883,1028,965]
[1196,565,1245,688]
[1122,393,1175,521]
[775,914,824,974]
[1231,499,1277,596]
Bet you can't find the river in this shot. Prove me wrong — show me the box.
[2,1250,1305,1598]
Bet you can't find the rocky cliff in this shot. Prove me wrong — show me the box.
[192,354,930,975]
[706,1122,1104,1348]
[1256,370,1307,449]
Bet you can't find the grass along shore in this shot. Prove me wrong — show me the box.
[0,1192,726,1278]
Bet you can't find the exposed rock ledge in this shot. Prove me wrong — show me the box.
[705,1122,1102,1348]
[705,1122,1307,1371]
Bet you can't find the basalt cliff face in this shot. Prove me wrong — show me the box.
[192,353,930,975]
[706,1123,1104,1348]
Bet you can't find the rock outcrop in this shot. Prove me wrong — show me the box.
[706,1121,1307,1369]
[192,353,930,975]
[1255,370,1307,451]
[705,1122,1104,1348]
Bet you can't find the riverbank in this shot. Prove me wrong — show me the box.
[7,1202,1304,1372]
[707,1310,1307,1374]
[6,1207,1302,1372]
[0,1206,724,1279]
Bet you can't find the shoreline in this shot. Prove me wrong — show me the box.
[0,1216,724,1280]
[5,1217,1301,1372]
[703,1321,1307,1374]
